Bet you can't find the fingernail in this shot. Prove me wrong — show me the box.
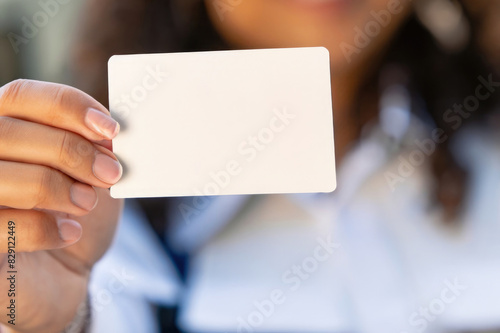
[70,183,98,211]
[93,153,123,184]
[57,219,82,243]
[85,108,120,139]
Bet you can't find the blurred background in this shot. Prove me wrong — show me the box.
[0,0,84,85]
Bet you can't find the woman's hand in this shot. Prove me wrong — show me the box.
[0,79,124,333]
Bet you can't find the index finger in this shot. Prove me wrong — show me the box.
[0,79,119,143]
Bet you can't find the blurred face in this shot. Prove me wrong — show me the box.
[205,0,412,75]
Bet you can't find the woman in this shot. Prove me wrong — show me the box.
[1,0,499,332]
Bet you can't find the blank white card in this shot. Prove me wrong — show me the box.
[108,47,336,198]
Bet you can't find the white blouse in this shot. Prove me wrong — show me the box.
[89,121,500,333]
